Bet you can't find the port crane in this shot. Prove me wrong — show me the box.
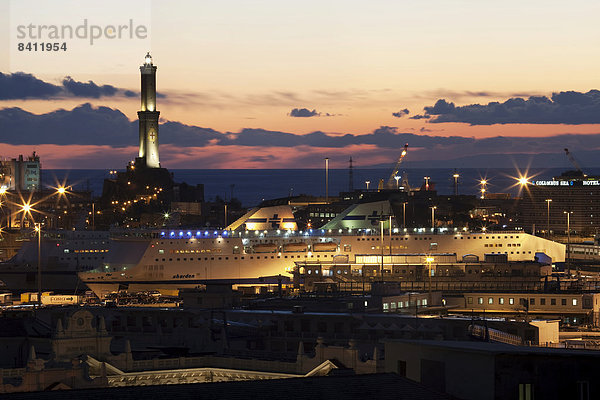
[564,148,586,177]
[385,143,409,189]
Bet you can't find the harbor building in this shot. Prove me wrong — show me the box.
[0,152,41,192]
[520,171,600,236]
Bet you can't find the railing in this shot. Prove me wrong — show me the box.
[468,324,522,345]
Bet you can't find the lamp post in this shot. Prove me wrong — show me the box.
[430,206,436,231]
[394,175,400,189]
[453,172,459,196]
[35,223,41,307]
[402,202,407,229]
[365,181,370,191]
[325,157,329,203]
[425,256,434,301]
[379,219,385,280]
[564,211,573,275]
[424,176,430,191]
[545,199,552,237]
[479,179,487,200]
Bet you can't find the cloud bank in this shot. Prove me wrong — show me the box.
[416,90,600,125]
[0,72,139,100]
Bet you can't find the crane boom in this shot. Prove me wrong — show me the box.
[564,148,583,173]
[386,143,409,188]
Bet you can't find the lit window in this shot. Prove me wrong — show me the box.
[509,298,514,305]
[499,298,504,305]
[488,297,493,305]
[478,297,483,305]
[573,299,578,306]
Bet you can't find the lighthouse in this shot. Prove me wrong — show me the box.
[137,52,160,168]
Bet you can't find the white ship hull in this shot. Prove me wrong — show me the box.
[79,229,565,298]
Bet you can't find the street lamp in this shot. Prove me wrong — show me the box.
[394,175,400,189]
[34,223,41,307]
[402,202,407,229]
[479,179,487,199]
[564,211,573,275]
[545,199,552,237]
[365,181,371,191]
[430,206,436,231]
[425,256,434,300]
[453,172,460,196]
[424,176,431,191]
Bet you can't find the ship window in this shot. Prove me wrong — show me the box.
[177,258,180,261]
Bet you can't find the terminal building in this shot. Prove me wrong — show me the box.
[520,171,600,236]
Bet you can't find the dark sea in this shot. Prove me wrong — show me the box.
[42,168,600,208]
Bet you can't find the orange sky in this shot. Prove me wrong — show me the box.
[1,1,600,168]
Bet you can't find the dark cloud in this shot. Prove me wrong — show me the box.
[392,109,410,118]
[409,114,429,120]
[0,72,62,100]
[62,77,118,98]
[419,90,600,125]
[289,108,320,117]
[0,72,140,100]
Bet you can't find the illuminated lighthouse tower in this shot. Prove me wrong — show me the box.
[138,52,160,168]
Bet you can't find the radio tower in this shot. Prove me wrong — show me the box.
[348,157,354,191]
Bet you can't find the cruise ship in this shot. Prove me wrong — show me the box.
[78,203,566,298]
[0,230,110,293]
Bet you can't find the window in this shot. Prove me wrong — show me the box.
[573,298,578,306]
[383,303,389,311]
[478,297,483,305]
[499,298,504,305]
[551,298,556,306]
[518,383,533,400]
[467,297,473,304]
[530,298,535,305]
[562,299,567,306]
[509,298,514,305]
[488,297,493,305]
[540,298,546,305]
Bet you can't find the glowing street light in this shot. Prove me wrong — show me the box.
[425,256,434,299]
[365,181,371,191]
[394,175,400,189]
[479,179,488,199]
[545,199,552,237]
[430,206,437,231]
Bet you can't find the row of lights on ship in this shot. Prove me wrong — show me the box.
[159,226,498,240]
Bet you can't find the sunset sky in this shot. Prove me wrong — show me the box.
[1,0,600,169]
